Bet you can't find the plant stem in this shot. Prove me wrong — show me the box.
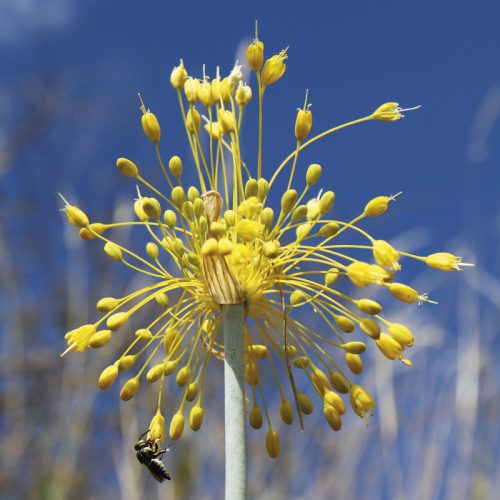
[222,303,246,500]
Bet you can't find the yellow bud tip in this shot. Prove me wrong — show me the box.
[372,102,421,122]
[425,252,474,271]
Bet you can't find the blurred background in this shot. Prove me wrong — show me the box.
[1,0,499,499]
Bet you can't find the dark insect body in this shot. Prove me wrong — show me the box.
[134,430,171,482]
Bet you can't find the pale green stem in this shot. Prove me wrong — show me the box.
[222,303,247,500]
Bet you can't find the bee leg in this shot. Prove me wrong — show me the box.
[139,429,151,440]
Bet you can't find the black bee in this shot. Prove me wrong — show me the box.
[135,430,171,482]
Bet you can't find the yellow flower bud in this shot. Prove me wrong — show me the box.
[79,222,106,240]
[186,381,198,402]
[170,60,188,90]
[164,360,178,376]
[290,290,307,306]
[218,238,233,255]
[350,384,376,417]
[171,186,186,209]
[164,209,177,228]
[118,354,136,371]
[359,318,381,339]
[345,353,363,374]
[98,365,119,390]
[373,240,400,271]
[155,293,169,308]
[265,429,280,459]
[295,104,312,141]
[189,406,204,431]
[283,344,298,356]
[64,324,96,352]
[347,261,375,288]
[224,209,237,226]
[324,390,345,415]
[198,80,214,107]
[89,329,112,348]
[389,282,419,304]
[247,39,264,72]
[120,378,140,401]
[217,108,236,134]
[104,241,122,261]
[146,242,159,260]
[341,341,367,354]
[147,363,166,383]
[318,222,338,238]
[168,155,183,178]
[319,190,335,214]
[281,189,297,213]
[184,77,199,104]
[107,312,128,331]
[260,207,274,226]
[96,297,119,313]
[245,359,259,386]
[325,268,340,286]
[210,77,221,102]
[296,222,313,240]
[235,82,252,106]
[209,221,226,237]
[280,400,294,425]
[243,180,258,200]
[425,252,468,271]
[141,197,161,219]
[141,111,161,143]
[169,412,185,440]
[312,367,331,394]
[372,102,420,122]
[335,315,355,333]
[262,240,280,258]
[297,392,314,415]
[364,195,392,217]
[375,333,404,360]
[135,328,153,340]
[164,328,181,355]
[261,49,288,86]
[149,413,166,443]
[249,406,263,429]
[323,404,342,431]
[176,366,191,387]
[291,204,307,222]
[257,178,270,200]
[292,356,309,369]
[201,238,219,256]
[329,371,350,394]
[116,157,139,177]
[219,77,232,103]
[355,298,382,315]
[306,163,322,186]
[246,344,268,359]
[186,106,201,133]
[388,323,414,347]
[65,205,89,228]
[193,198,205,218]
[204,121,224,140]
[134,199,149,221]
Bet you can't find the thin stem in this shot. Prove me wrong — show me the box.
[222,303,246,500]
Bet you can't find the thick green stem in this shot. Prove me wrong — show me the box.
[222,303,247,500]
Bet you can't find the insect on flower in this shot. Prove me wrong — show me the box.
[60,22,472,459]
[135,430,171,482]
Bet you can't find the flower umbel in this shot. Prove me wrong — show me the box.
[61,28,472,459]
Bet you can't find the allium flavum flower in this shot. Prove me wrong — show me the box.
[61,26,471,459]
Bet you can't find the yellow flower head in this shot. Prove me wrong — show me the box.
[61,27,470,459]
